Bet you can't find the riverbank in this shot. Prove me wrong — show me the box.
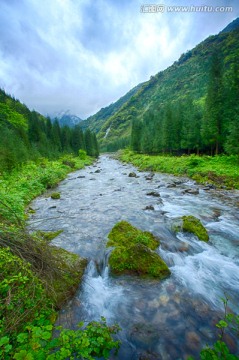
[0,155,92,312]
[0,155,90,356]
[119,150,239,189]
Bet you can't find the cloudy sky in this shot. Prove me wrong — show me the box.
[0,0,238,119]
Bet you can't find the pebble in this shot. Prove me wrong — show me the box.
[185,331,201,351]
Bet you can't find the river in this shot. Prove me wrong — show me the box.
[29,155,239,359]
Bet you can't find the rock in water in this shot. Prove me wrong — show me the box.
[128,172,137,177]
[107,221,170,279]
[146,191,161,197]
[182,215,209,241]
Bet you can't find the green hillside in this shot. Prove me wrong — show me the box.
[80,82,143,134]
[81,18,239,152]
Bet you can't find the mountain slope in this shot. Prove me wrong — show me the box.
[81,18,239,150]
[80,83,143,133]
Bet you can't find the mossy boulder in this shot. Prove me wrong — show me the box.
[109,243,170,279]
[51,192,61,199]
[107,221,170,279]
[182,215,209,242]
[108,220,159,250]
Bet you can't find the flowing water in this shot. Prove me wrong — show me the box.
[29,155,239,359]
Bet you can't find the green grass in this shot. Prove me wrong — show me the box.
[0,155,92,224]
[119,150,239,189]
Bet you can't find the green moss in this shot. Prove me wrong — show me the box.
[107,221,159,250]
[182,215,209,242]
[51,192,61,199]
[107,221,170,279]
[37,229,63,242]
[109,243,170,279]
[50,246,87,308]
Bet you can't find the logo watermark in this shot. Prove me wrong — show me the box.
[140,4,233,13]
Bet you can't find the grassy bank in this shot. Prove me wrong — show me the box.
[119,150,239,189]
[0,154,92,224]
[0,155,120,359]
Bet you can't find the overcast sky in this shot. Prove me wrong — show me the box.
[0,0,238,119]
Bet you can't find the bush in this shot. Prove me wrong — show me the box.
[78,149,87,160]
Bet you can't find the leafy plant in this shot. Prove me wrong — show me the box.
[188,297,239,360]
[0,318,120,360]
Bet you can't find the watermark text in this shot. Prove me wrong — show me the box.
[140,4,233,13]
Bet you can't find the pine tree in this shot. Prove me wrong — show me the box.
[224,63,239,154]
[52,120,62,152]
[201,53,224,155]
[131,119,142,152]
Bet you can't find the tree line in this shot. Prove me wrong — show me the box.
[0,89,99,171]
[131,54,239,156]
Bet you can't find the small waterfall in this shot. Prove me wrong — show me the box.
[78,254,125,323]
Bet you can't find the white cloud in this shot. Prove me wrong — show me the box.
[0,0,238,118]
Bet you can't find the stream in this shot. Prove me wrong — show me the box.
[28,155,239,359]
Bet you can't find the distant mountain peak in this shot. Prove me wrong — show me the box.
[50,110,83,127]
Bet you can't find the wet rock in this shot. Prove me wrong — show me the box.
[183,188,199,195]
[77,175,85,178]
[178,242,190,252]
[167,183,176,188]
[89,178,96,180]
[129,172,137,177]
[159,295,169,306]
[174,180,183,185]
[166,283,176,294]
[205,183,216,189]
[130,323,159,347]
[185,331,201,351]
[95,169,101,173]
[144,205,155,211]
[146,173,155,181]
[146,191,161,197]
[49,206,57,209]
[148,299,159,309]
[139,351,161,360]
[212,209,221,218]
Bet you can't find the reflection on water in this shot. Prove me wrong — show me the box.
[29,155,239,359]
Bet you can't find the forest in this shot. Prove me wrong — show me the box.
[0,88,99,172]
[130,54,239,156]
